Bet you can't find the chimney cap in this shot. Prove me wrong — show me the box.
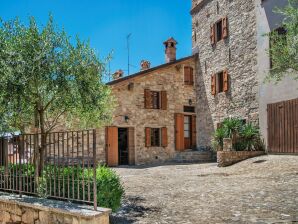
[112,69,124,80]
[140,60,151,71]
[163,37,178,45]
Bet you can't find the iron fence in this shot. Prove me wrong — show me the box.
[0,130,98,210]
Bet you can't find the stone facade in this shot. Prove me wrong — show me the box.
[191,0,298,151]
[0,193,111,224]
[217,150,266,167]
[192,0,259,149]
[107,54,198,165]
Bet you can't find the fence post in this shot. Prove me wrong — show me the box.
[93,129,97,211]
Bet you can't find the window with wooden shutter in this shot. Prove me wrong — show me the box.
[161,91,167,110]
[210,24,216,45]
[223,69,229,92]
[222,17,228,39]
[211,74,216,96]
[145,127,151,147]
[144,89,152,109]
[161,127,168,147]
[184,67,194,85]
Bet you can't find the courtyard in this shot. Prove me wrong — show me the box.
[111,155,298,224]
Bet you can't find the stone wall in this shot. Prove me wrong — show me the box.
[0,193,110,224]
[192,0,259,149]
[109,57,197,165]
[217,151,266,167]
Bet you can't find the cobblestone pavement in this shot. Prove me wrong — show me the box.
[110,155,298,224]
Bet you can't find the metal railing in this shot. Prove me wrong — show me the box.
[0,130,98,210]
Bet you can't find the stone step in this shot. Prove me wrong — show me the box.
[173,151,213,163]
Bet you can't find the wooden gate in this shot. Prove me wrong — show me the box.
[267,98,298,153]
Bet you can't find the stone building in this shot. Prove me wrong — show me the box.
[191,0,298,152]
[103,38,212,166]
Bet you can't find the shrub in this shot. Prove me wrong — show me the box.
[212,117,264,151]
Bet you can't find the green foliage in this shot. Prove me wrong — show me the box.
[42,165,124,212]
[0,15,114,133]
[266,0,298,82]
[212,118,265,151]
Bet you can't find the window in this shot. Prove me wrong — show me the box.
[211,17,228,45]
[216,20,223,42]
[151,91,160,109]
[144,89,167,110]
[269,27,287,68]
[151,128,161,147]
[217,71,224,93]
[184,66,194,85]
[184,116,190,138]
[211,69,229,96]
[184,106,195,113]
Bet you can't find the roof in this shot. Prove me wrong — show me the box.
[107,55,196,86]
[191,0,208,15]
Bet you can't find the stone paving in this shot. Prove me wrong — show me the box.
[111,155,298,224]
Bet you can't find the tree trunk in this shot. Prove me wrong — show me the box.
[38,109,46,176]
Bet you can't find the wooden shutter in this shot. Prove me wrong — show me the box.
[210,24,216,45]
[161,127,168,147]
[144,89,152,109]
[161,91,167,110]
[223,69,229,92]
[105,127,118,166]
[191,115,197,148]
[145,127,151,147]
[211,74,216,96]
[175,113,184,151]
[184,67,190,84]
[189,67,194,85]
[222,17,228,39]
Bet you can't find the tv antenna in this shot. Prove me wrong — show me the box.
[127,33,132,75]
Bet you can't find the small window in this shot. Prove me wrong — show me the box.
[184,116,190,138]
[184,106,195,113]
[151,128,161,147]
[151,91,160,109]
[217,72,224,93]
[216,20,223,42]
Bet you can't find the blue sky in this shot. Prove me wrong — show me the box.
[0,0,192,80]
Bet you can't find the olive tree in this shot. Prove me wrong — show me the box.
[0,16,114,175]
[266,0,298,82]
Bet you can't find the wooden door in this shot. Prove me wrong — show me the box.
[105,127,118,166]
[268,98,298,153]
[175,113,184,151]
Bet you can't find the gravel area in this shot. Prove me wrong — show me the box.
[111,155,298,224]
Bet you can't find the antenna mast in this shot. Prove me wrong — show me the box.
[127,33,132,75]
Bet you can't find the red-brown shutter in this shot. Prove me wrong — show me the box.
[184,67,190,84]
[191,115,197,148]
[106,127,119,166]
[223,69,229,92]
[211,74,216,96]
[145,127,151,147]
[210,24,216,45]
[222,17,228,39]
[161,127,168,147]
[144,89,152,109]
[189,67,194,85]
[175,113,184,151]
[161,91,167,110]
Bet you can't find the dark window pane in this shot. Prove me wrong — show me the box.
[151,128,160,147]
[216,20,223,42]
[217,72,224,93]
[184,106,195,113]
[151,91,160,109]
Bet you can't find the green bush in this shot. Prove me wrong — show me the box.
[42,165,124,212]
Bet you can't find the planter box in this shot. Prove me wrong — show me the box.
[217,151,266,167]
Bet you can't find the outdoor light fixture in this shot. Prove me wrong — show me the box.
[188,99,193,106]
[124,115,129,123]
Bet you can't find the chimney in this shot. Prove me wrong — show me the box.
[163,37,178,63]
[140,60,151,71]
[113,69,124,80]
